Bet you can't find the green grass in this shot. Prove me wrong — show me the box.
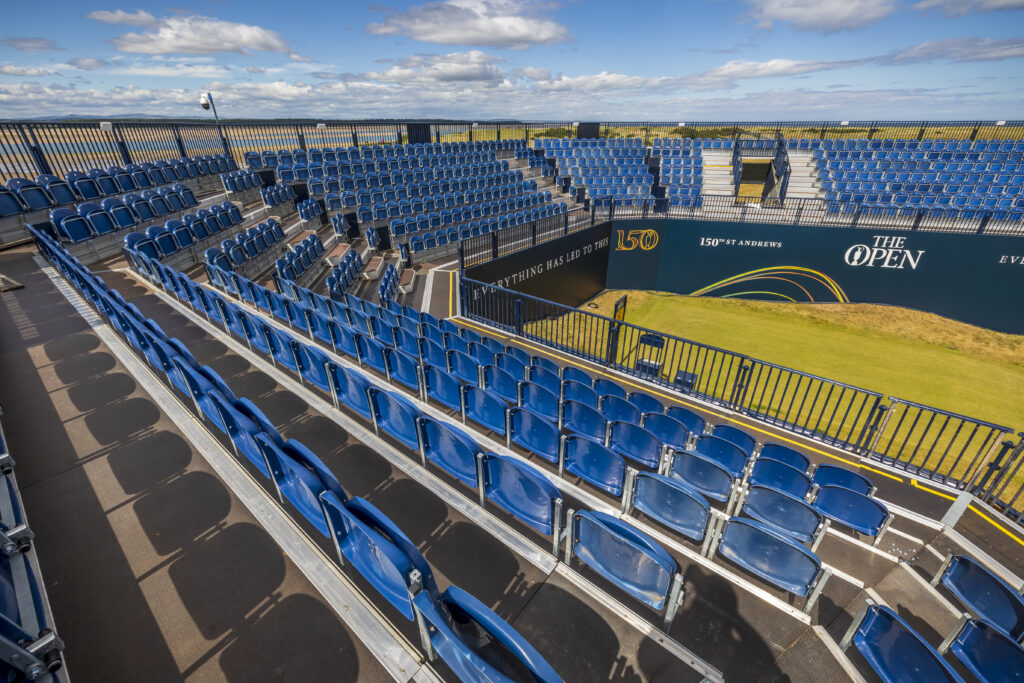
[568,290,1024,496]
[586,290,1024,431]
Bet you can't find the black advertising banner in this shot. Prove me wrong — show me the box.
[606,218,1024,334]
[465,222,612,308]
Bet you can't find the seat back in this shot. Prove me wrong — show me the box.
[508,407,560,464]
[368,388,421,450]
[418,418,481,487]
[949,618,1024,683]
[561,434,625,496]
[741,485,823,544]
[669,452,735,503]
[631,473,710,543]
[600,395,640,425]
[560,400,606,441]
[642,412,690,451]
[812,485,888,537]
[758,443,809,472]
[325,363,373,421]
[712,424,756,455]
[850,604,964,683]
[717,517,822,596]
[812,464,874,495]
[517,381,558,422]
[665,406,706,435]
[607,421,662,468]
[693,435,748,478]
[482,453,561,535]
[462,385,507,435]
[749,458,811,498]
[940,554,1024,641]
[571,510,676,609]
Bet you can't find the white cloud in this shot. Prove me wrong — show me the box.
[367,0,570,49]
[913,0,1024,14]
[368,51,506,83]
[684,58,864,90]
[68,57,108,71]
[533,71,671,93]
[1,37,62,51]
[86,9,158,26]
[107,62,234,78]
[517,66,551,81]
[102,14,295,56]
[882,37,1024,63]
[0,64,55,76]
[744,0,897,31]
[246,66,266,74]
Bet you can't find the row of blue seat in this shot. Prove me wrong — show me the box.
[313,162,516,195]
[315,170,529,204]
[326,249,364,296]
[46,185,202,244]
[35,227,560,683]
[386,191,555,235]
[297,198,322,222]
[185,263,849,623]
[355,182,542,225]
[200,220,286,271]
[378,263,398,304]
[244,140,525,168]
[408,203,569,253]
[120,201,246,260]
[841,599,1022,683]
[275,234,325,282]
[816,159,1022,174]
[275,153,505,183]
[801,138,1024,152]
[534,138,646,149]
[220,169,262,194]
[0,411,66,678]
[0,155,231,218]
[261,183,296,209]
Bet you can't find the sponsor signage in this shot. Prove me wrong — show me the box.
[606,218,1024,334]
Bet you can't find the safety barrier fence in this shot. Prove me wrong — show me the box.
[459,276,1023,524]
[3,119,1024,183]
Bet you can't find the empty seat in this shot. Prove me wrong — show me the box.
[559,434,625,496]
[507,406,560,463]
[479,452,563,552]
[812,485,891,545]
[714,517,830,612]
[740,485,827,547]
[748,458,811,498]
[626,472,712,544]
[758,443,810,473]
[812,464,874,495]
[566,510,684,629]
[840,602,964,682]
[418,417,481,487]
[932,554,1024,641]
[944,617,1024,683]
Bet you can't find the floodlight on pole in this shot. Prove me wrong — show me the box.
[200,92,221,124]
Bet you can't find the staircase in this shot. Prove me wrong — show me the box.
[701,150,736,195]
[784,150,823,200]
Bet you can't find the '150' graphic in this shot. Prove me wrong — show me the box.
[615,229,659,251]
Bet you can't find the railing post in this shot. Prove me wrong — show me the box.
[111,123,132,165]
[972,440,1018,497]
[531,222,537,246]
[977,212,992,234]
[491,232,498,261]
[171,124,188,158]
[729,363,751,410]
[18,124,52,176]
[859,402,891,456]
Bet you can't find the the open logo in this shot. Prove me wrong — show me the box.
[615,229,659,251]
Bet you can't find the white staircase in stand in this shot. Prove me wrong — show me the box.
[701,150,736,195]
[784,150,824,200]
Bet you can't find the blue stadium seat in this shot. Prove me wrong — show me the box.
[669,452,735,504]
[566,510,684,629]
[417,417,482,487]
[627,472,712,544]
[932,554,1024,641]
[748,458,811,498]
[812,464,875,495]
[423,363,463,411]
[665,406,706,435]
[559,400,607,441]
[606,421,663,469]
[368,387,422,450]
[812,485,891,544]
[714,517,829,611]
[712,424,757,456]
[600,395,640,425]
[740,485,826,547]
[461,385,507,435]
[527,365,561,396]
[559,434,625,496]
[758,443,810,473]
[840,603,964,683]
[480,452,562,548]
[945,618,1024,683]
[693,435,749,478]
[642,412,691,452]
[561,379,599,409]
[628,391,664,415]
[325,362,373,422]
[507,406,560,464]
[254,434,344,536]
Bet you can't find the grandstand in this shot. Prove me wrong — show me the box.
[1,118,1023,682]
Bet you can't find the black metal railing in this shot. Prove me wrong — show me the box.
[2,118,1023,184]
[459,276,1023,522]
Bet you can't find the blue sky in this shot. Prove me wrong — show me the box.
[1,0,1023,119]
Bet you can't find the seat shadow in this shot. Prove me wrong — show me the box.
[168,523,286,639]
[134,471,233,555]
[43,332,99,361]
[67,372,136,411]
[83,396,162,445]
[107,429,193,494]
[54,351,116,385]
